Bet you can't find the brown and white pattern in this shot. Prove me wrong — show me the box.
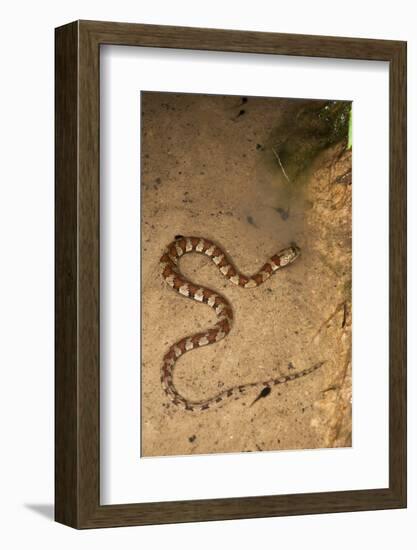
[160,236,323,411]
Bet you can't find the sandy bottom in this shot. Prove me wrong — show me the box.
[141,92,352,457]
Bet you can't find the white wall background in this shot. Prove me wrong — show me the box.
[0,0,415,547]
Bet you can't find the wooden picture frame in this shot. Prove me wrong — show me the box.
[55,20,406,528]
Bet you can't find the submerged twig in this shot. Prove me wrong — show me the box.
[311,301,348,343]
[272,147,291,183]
[342,302,347,328]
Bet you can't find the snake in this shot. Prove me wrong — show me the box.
[159,236,323,411]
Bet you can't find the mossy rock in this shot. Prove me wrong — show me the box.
[271,100,351,185]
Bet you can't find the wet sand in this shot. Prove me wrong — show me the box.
[141,92,352,457]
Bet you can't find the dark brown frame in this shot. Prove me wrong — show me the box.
[55,20,407,529]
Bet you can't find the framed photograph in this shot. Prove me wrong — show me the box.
[55,20,406,528]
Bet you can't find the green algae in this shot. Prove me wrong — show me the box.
[269,100,352,185]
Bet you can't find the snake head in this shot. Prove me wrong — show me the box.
[279,244,300,266]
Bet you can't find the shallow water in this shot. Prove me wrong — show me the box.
[141,92,352,457]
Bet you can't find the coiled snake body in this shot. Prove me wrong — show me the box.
[160,236,323,411]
